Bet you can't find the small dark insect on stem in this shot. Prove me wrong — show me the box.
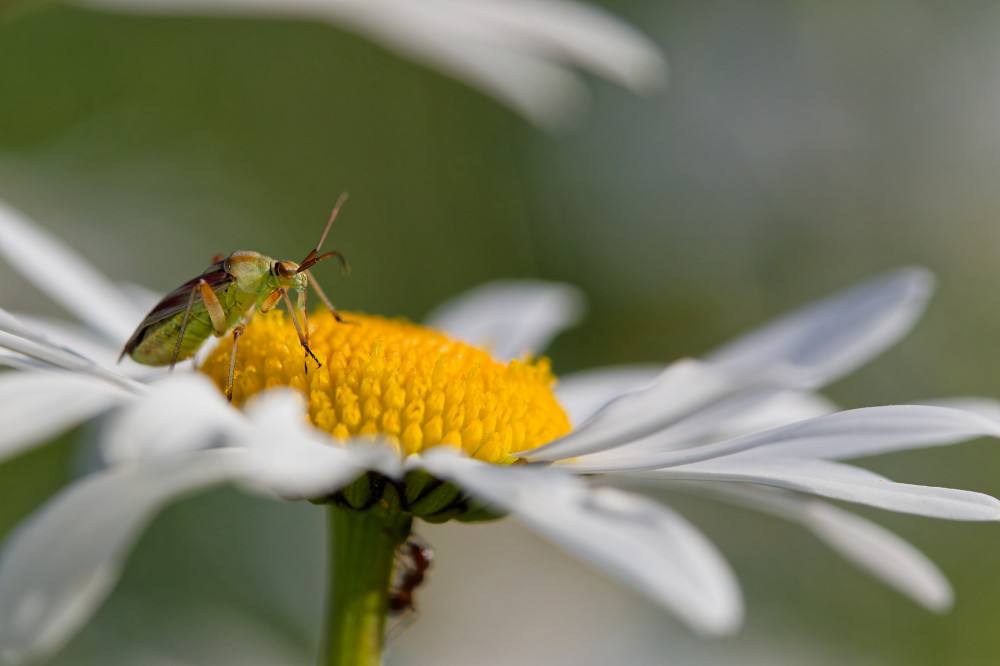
[386,535,433,644]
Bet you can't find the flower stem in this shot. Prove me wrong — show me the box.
[320,504,412,666]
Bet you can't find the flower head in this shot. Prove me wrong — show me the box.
[201,311,571,463]
[0,200,998,662]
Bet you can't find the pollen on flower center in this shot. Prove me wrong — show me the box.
[199,311,572,464]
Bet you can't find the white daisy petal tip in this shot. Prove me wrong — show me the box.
[692,486,954,613]
[705,266,936,390]
[650,458,1000,522]
[804,500,955,612]
[576,404,1000,474]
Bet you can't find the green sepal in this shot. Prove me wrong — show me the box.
[420,506,465,524]
[341,474,372,509]
[376,480,404,515]
[409,480,460,517]
[454,501,507,523]
[403,470,434,505]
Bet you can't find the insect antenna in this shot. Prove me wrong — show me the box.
[296,249,349,275]
[298,192,349,269]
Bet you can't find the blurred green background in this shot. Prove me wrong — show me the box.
[2,1,1000,664]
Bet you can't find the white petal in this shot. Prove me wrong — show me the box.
[555,365,661,426]
[742,404,1000,461]
[648,458,1000,521]
[0,308,143,392]
[102,373,244,464]
[0,200,143,344]
[416,450,743,635]
[0,451,245,663]
[567,405,1000,472]
[915,396,1000,422]
[572,386,836,468]
[14,314,130,374]
[691,485,952,611]
[238,389,404,498]
[0,373,131,463]
[425,280,584,360]
[698,390,837,438]
[521,359,742,461]
[459,0,666,92]
[0,352,52,373]
[705,268,934,389]
[71,0,665,130]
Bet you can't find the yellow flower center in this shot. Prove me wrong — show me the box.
[199,311,571,464]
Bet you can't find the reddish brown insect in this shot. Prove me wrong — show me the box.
[387,535,433,641]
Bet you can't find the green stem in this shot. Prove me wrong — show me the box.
[320,504,412,666]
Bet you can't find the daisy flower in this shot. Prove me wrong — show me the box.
[0,199,998,664]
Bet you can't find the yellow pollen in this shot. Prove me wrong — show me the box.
[199,311,572,464]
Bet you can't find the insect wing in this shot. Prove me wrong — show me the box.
[120,261,232,358]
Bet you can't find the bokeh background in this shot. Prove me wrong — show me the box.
[2,1,1000,664]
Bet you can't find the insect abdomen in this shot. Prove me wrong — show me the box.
[128,307,219,365]
[128,287,256,365]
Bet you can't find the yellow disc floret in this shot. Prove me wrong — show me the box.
[199,311,571,464]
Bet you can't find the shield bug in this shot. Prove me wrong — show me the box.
[119,194,350,399]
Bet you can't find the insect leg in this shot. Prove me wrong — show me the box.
[305,269,346,323]
[259,288,283,313]
[297,286,309,347]
[274,287,322,368]
[226,323,245,402]
[297,287,310,374]
[171,282,201,370]
[171,279,228,371]
[385,609,419,646]
[199,280,228,336]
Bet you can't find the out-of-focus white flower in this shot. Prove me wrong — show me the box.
[0,199,998,663]
[70,0,667,130]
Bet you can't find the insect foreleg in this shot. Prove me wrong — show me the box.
[305,269,346,323]
[273,287,321,369]
[260,288,283,313]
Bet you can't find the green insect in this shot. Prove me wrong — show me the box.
[120,194,350,399]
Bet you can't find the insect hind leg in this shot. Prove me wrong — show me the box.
[171,281,202,370]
